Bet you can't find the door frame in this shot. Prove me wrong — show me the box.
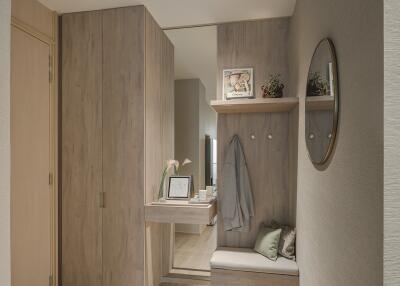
[11,13,58,286]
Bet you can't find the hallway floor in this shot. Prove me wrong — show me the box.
[173,224,217,271]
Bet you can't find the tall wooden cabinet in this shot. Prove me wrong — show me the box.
[61,6,174,286]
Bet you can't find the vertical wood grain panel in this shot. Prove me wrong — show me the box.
[102,6,145,286]
[216,18,294,248]
[11,26,51,286]
[160,19,175,279]
[217,18,290,100]
[145,9,175,285]
[217,113,290,247]
[61,11,103,286]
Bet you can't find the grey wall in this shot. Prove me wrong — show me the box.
[175,79,200,190]
[289,1,383,286]
[384,1,400,285]
[198,81,217,190]
[0,0,11,285]
[175,78,217,192]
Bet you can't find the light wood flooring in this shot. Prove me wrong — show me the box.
[173,224,217,271]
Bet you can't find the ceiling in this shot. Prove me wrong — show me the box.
[39,0,296,28]
[165,26,217,103]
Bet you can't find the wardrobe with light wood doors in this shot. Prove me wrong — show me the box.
[61,5,174,286]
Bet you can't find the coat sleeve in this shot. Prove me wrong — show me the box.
[236,138,254,232]
[220,140,241,231]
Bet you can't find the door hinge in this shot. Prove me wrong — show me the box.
[49,275,53,286]
[49,172,53,185]
[99,192,105,208]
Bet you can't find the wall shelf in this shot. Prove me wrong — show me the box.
[305,95,335,111]
[210,97,299,114]
[145,199,217,225]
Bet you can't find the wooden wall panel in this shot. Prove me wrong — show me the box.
[216,18,296,248]
[145,9,175,286]
[12,0,54,38]
[61,11,103,286]
[11,26,51,286]
[217,113,290,247]
[102,6,145,286]
[217,18,290,100]
[160,13,175,279]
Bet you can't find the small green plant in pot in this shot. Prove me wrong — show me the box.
[261,74,285,98]
[307,72,330,96]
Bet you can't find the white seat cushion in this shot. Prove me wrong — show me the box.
[210,247,299,276]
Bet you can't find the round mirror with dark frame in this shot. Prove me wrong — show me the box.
[305,38,339,167]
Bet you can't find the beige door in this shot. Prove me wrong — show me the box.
[11,26,51,286]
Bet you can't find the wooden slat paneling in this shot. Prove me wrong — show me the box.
[102,6,146,286]
[61,11,103,286]
[217,113,290,247]
[217,18,290,100]
[145,9,175,286]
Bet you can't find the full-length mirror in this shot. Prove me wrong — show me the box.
[166,26,218,274]
[305,38,339,166]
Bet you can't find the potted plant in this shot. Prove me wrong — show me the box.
[261,74,285,98]
[307,72,329,96]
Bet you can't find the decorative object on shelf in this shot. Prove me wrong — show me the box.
[306,71,330,96]
[261,74,284,98]
[305,38,339,168]
[199,189,207,201]
[167,176,192,200]
[223,68,254,100]
[158,158,192,201]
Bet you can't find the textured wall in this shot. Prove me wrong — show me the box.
[384,1,400,285]
[0,0,11,285]
[289,0,383,286]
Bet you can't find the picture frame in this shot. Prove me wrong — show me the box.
[167,176,192,200]
[223,68,254,100]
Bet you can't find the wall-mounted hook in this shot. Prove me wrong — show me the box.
[267,134,273,140]
[250,134,256,140]
[327,133,332,139]
[309,133,315,140]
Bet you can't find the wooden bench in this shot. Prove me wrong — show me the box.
[210,247,299,286]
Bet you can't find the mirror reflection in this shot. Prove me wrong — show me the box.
[166,26,218,273]
[305,38,339,165]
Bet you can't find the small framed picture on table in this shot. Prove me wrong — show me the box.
[167,176,192,200]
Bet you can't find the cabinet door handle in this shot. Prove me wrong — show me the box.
[99,192,105,208]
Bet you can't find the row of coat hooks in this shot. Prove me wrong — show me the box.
[250,133,273,140]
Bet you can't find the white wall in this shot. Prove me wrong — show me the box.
[0,0,11,285]
[289,0,383,286]
[384,1,400,285]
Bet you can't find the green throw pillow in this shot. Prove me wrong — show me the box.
[254,227,282,261]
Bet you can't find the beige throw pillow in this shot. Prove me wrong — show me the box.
[271,220,296,260]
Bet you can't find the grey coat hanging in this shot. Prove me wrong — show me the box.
[220,135,254,232]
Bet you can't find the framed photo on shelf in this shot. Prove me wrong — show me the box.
[223,68,254,100]
[167,176,192,200]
